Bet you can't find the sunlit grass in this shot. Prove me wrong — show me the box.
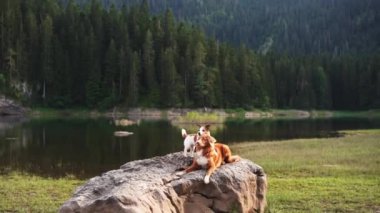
[267,176,379,212]
[0,173,83,212]
[30,107,100,119]
[175,111,225,123]
[231,129,380,212]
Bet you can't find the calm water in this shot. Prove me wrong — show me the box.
[0,116,379,178]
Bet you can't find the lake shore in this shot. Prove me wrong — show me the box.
[0,129,379,212]
[28,107,380,121]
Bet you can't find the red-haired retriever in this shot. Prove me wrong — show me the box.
[176,135,240,184]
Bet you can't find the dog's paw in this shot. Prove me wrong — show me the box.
[233,155,241,162]
[176,171,186,176]
[204,175,210,184]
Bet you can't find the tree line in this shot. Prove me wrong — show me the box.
[0,0,379,110]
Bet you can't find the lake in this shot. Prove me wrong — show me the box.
[0,116,379,178]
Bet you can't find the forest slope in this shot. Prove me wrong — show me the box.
[71,0,380,55]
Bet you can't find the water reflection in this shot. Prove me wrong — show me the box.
[0,116,28,136]
[0,117,379,178]
[216,118,365,142]
[0,118,183,178]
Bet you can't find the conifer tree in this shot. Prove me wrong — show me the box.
[104,39,118,97]
[41,15,53,102]
[127,51,139,106]
[160,48,181,107]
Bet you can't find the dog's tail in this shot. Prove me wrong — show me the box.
[181,129,187,138]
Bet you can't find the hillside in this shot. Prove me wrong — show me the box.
[1,0,379,110]
[70,0,380,55]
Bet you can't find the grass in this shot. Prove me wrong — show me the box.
[30,107,101,119]
[0,173,83,212]
[231,129,380,212]
[0,129,379,212]
[174,111,225,123]
[332,110,380,118]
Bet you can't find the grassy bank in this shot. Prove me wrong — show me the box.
[29,107,380,120]
[331,109,380,118]
[30,107,101,119]
[231,129,380,212]
[0,173,83,212]
[0,130,378,212]
[173,111,225,124]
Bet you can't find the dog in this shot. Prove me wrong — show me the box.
[181,124,216,157]
[181,128,198,157]
[177,134,240,184]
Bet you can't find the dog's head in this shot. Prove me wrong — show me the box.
[197,124,211,137]
[195,135,215,149]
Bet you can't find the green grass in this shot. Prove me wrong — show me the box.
[332,110,380,118]
[231,129,380,212]
[30,107,101,119]
[175,111,225,123]
[1,129,379,212]
[0,173,83,212]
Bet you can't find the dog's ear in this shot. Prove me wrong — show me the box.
[205,124,211,130]
[195,123,201,128]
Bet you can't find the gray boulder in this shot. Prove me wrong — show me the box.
[60,152,267,213]
[0,97,27,116]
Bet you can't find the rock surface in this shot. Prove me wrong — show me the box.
[0,97,27,116]
[60,152,267,213]
[114,131,134,137]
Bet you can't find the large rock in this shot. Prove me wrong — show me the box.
[60,152,267,213]
[0,97,27,116]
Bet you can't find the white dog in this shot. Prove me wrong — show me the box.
[181,124,215,157]
[181,129,198,157]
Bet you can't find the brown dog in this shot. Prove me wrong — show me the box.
[176,135,240,184]
[181,124,216,157]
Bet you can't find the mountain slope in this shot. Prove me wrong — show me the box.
[71,0,380,55]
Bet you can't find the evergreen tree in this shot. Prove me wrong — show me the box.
[104,39,118,97]
[118,46,126,99]
[312,66,330,109]
[40,15,53,103]
[160,48,181,107]
[85,70,102,108]
[163,9,176,49]
[141,30,158,105]
[126,51,139,106]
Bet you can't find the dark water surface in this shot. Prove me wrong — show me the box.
[0,116,379,178]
